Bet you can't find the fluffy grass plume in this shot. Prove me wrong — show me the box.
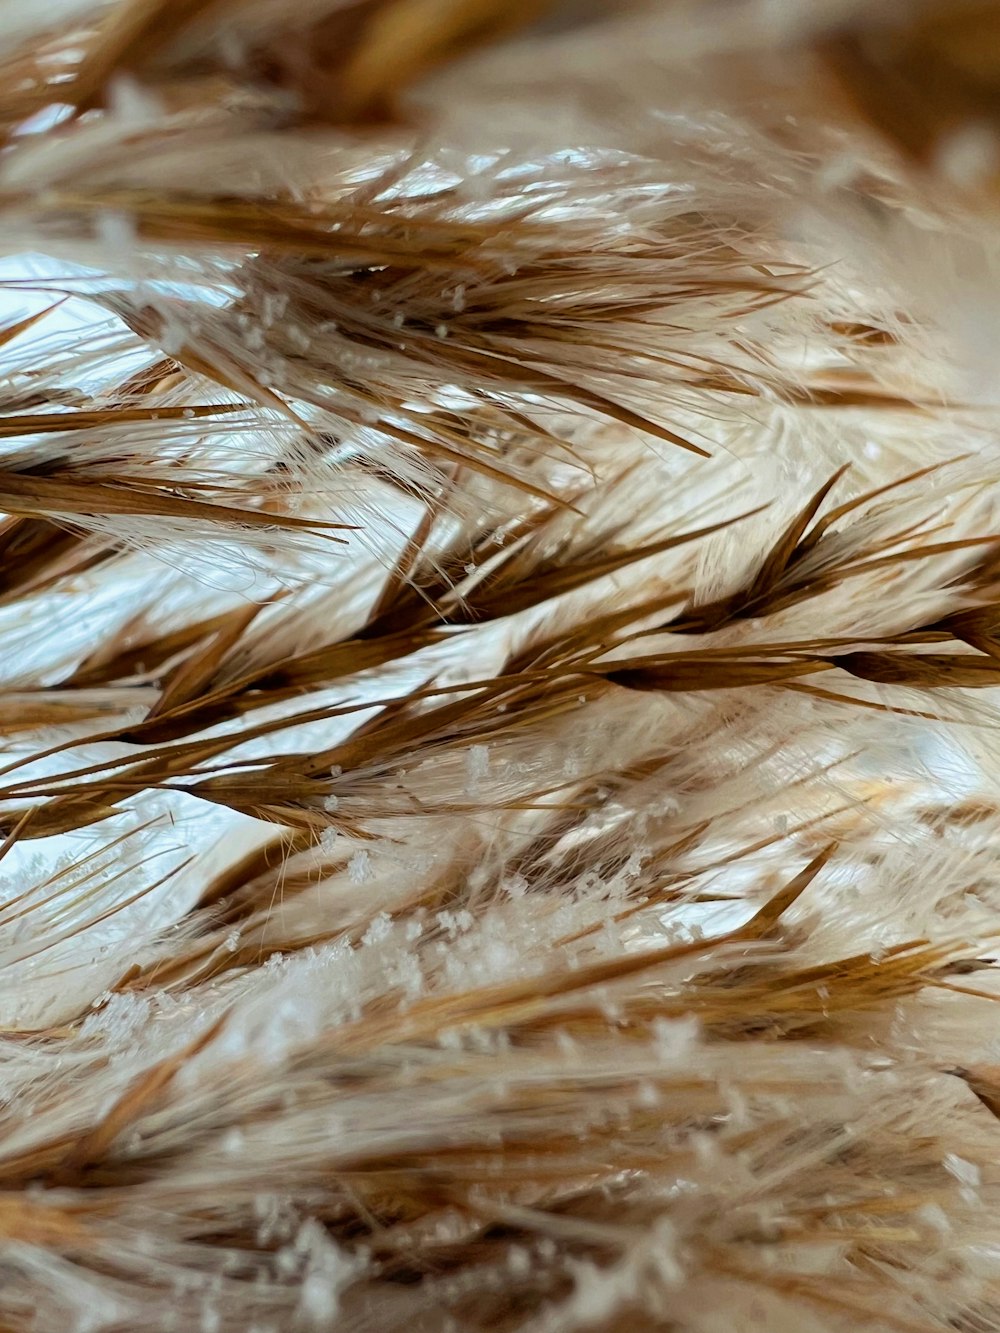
[7,2,1000,1330]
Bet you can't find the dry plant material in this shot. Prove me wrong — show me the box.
[819,2,1000,181]
[4,3,1000,1333]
